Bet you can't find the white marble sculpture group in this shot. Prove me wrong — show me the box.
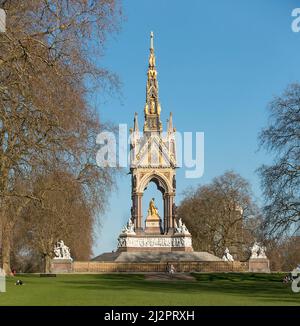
[121,218,136,235]
[54,240,72,260]
[118,217,192,249]
[222,247,234,262]
[222,242,268,261]
[175,218,190,235]
[121,217,190,236]
[250,241,267,259]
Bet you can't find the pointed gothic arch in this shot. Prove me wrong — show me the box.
[138,172,172,195]
[132,169,175,235]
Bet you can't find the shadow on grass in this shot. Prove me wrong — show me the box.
[57,273,300,305]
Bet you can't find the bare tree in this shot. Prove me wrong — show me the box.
[0,0,122,273]
[259,83,300,238]
[265,236,300,272]
[20,171,95,273]
[178,171,260,259]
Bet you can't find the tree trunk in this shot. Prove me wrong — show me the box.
[0,198,30,274]
[1,228,12,275]
[44,254,52,273]
[1,212,17,275]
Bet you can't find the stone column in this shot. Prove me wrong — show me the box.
[131,193,143,231]
[163,194,168,234]
[164,193,175,234]
[136,192,143,233]
[131,194,138,227]
[169,194,175,231]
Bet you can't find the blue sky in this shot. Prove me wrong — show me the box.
[92,0,300,255]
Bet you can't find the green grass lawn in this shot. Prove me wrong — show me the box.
[0,273,299,306]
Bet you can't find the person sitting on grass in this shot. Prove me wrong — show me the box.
[283,273,295,284]
[15,280,23,285]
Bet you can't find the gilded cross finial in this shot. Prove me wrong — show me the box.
[148,31,156,68]
[150,31,154,50]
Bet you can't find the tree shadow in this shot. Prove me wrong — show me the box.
[57,273,300,305]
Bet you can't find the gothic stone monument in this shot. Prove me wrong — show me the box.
[93,33,221,263]
[92,34,270,270]
[117,32,192,253]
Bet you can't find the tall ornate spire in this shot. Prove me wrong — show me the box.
[143,31,162,134]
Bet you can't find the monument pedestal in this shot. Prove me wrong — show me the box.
[248,258,270,273]
[144,214,162,234]
[117,234,193,252]
[51,258,73,273]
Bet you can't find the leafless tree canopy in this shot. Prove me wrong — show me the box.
[178,171,260,259]
[265,236,300,272]
[0,0,122,273]
[259,83,300,238]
